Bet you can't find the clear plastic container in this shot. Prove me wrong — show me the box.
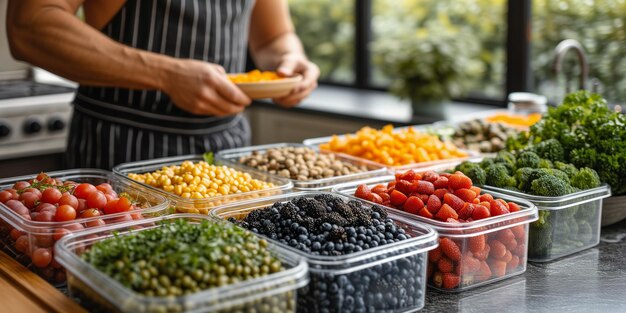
[0,169,169,285]
[215,143,389,191]
[480,185,611,262]
[333,176,538,292]
[113,155,293,214]
[54,214,309,313]
[211,191,439,312]
[303,129,480,173]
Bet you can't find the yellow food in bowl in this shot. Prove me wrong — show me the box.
[485,113,542,128]
[228,70,282,83]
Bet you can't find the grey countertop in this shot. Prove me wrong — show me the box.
[422,218,626,313]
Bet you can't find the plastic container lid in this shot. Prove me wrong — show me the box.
[507,92,548,114]
[480,184,611,211]
[215,143,389,191]
[54,214,309,313]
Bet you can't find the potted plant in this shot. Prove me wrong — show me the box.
[373,21,484,118]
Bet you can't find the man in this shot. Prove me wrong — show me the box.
[7,0,320,169]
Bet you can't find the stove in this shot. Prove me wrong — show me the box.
[0,80,75,160]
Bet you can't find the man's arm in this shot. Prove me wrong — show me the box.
[7,0,250,116]
[248,0,320,107]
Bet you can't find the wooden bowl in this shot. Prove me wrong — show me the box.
[601,195,626,227]
[233,75,302,99]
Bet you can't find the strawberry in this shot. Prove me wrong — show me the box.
[422,171,439,183]
[475,261,492,282]
[418,206,434,219]
[489,240,507,259]
[446,218,460,223]
[429,246,443,263]
[503,238,518,251]
[448,173,472,190]
[471,205,491,220]
[355,184,371,199]
[511,225,526,240]
[479,201,491,209]
[489,259,507,277]
[379,192,390,204]
[366,193,383,204]
[443,193,465,211]
[426,194,442,214]
[442,273,461,289]
[399,170,420,181]
[403,196,424,215]
[454,188,477,203]
[418,194,430,204]
[434,188,448,200]
[436,204,459,221]
[371,184,387,195]
[440,172,451,178]
[458,203,474,220]
[387,181,396,192]
[513,243,526,257]
[498,250,513,263]
[415,180,435,195]
[497,229,515,244]
[395,180,415,195]
[389,190,408,206]
[432,271,443,288]
[473,244,491,261]
[489,199,509,216]
[440,237,462,261]
[472,198,480,204]
[470,186,481,195]
[469,234,486,253]
[460,253,481,275]
[438,257,454,273]
[478,193,494,202]
[433,176,449,189]
[507,255,520,272]
[508,202,521,212]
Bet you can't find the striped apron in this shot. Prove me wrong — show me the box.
[66,0,255,169]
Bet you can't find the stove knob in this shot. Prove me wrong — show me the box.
[47,117,65,132]
[23,119,42,135]
[0,123,10,138]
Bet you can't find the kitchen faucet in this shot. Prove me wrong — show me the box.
[553,39,589,92]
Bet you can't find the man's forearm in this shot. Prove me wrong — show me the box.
[251,32,306,71]
[7,2,176,90]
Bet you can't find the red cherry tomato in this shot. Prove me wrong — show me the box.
[13,181,31,191]
[54,205,77,222]
[34,202,56,212]
[35,211,56,222]
[73,183,97,199]
[53,228,71,241]
[10,228,25,240]
[41,188,63,204]
[23,188,43,198]
[96,183,113,194]
[6,189,19,200]
[5,199,30,215]
[0,191,15,204]
[19,192,39,209]
[58,193,79,209]
[36,172,49,181]
[14,235,29,253]
[32,248,52,268]
[86,191,107,210]
[80,208,101,218]
[115,197,133,213]
[103,199,119,215]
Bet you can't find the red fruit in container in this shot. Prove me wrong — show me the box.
[54,205,77,222]
[508,202,521,212]
[403,196,424,215]
[513,244,526,257]
[460,254,481,275]
[426,195,442,214]
[32,248,52,268]
[416,194,430,204]
[398,170,419,181]
[458,203,474,220]
[41,188,62,204]
[474,244,491,261]
[479,201,491,210]
[96,183,114,194]
[504,238,518,251]
[73,183,97,199]
[86,191,107,210]
[371,184,387,195]
[379,193,390,204]
[415,180,435,195]
[440,237,462,261]
[14,235,29,253]
[429,246,443,263]
[471,205,491,220]
[6,200,30,216]
[443,193,465,211]
[497,229,515,244]
[35,211,55,222]
[20,192,39,209]
[13,181,31,191]
[53,228,71,241]
[0,190,13,203]
[58,193,79,209]
[389,190,408,206]
[422,171,439,183]
[367,193,383,204]
[433,176,449,189]
[355,184,371,199]
[434,189,448,200]
[442,273,461,289]
[470,186,481,195]
[489,240,507,259]
[511,225,526,239]
[436,204,458,221]
[454,188,477,203]
[438,257,454,273]
[489,259,507,278]
[498,250,513,263]
[490,200,510,216]
[448,174,472,190]
[418,207,434,219]
[507,255,520,272]
[478,194,494,202]
[23,188,42,198]
[469,234,486,253]
[475,261,492,282]
[76,199,87,212]
[395,180,415,195]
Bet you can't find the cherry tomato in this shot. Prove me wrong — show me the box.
[58,193,79,209]
[53,228,71,241]
[80,208,101,218]
[32,248,52,268]
[10,228,25,240]
[5,199,30,215]
[86,219,106,228]
[35,211,55,222]
[21,214,32,221]
[77,199,87,212]
[96,183,113,194]
[131,212,144,220]
[103,199,119,215]
[106,191,118,198]
[23,188,42,198]
[30,212,40,220]
[54,205,77,222]
[116,197,133,213]
[73,183,97,199]
[104,194,115,202]
[64,223,85,232]
[19,192,39,209]
[14,235,29,253]
[6,189,19,200]
[34,202,55,212]
[0,191,13,203]
[13,181,31,191]
[107,214,133,224]
[35,234,54,248]
[35,172,49,181]
[41,188,62,204]
[86,191,107,210]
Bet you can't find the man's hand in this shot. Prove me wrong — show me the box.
[163,60,251,116]
[272,53,320,107]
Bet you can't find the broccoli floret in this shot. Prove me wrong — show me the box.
[455,161,486,186]
[516,151,541,169]
[538,158,553,169]
[515,167,535,192]
[529,211,553,255]
[577,221,594,243]
[530,174,570,196]
[574,202,598,221]
[533,139,565,162]
[494,151,516,174]
[554,161,579,179]
[551,169,570,184]
[480,158,495,169]
[569,167,602,190]
[485,164,517,188]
